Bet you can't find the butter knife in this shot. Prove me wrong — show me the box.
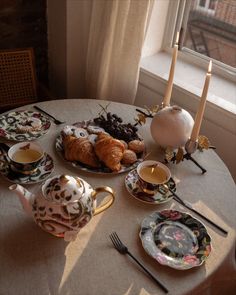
[167,186,228,235]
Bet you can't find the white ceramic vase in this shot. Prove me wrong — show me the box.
[150,105,194,148]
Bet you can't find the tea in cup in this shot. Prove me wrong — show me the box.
[137,160,171,195]
[8,141,44,174]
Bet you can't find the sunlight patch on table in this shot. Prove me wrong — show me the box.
[58,211,105,290]
[122,284,133,295]
[139,288,151,295]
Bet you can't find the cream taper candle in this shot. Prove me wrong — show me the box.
[162,32,179,107]
[190,60,212,142]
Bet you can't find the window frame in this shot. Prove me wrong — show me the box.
[196,0,217,15]
[162,0,235,82]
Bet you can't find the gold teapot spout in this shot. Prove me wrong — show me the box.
[9,184,34,216]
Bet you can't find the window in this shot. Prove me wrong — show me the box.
[168,0,235,79]
[196,0,218,13]
[140,0,235,114]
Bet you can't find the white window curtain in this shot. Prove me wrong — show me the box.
[84,0,154,104]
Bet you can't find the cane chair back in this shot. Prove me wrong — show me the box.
[0,48,38,111]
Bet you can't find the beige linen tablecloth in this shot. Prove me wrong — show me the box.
[0,99,235,295]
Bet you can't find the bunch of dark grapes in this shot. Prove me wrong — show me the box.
[94,112,139,142]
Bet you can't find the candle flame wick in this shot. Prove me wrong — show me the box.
[208,60,212,74]
[175,31,179,45]
[147,164,158,174]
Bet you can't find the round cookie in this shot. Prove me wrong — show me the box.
[16,117,42,133]
[62,126,88,138]
[88,134,98,145]
[122,149,137,165]
[74,128,89,138]
[87,125,105,134]
[128,140,145,153]
[62,125,77,136]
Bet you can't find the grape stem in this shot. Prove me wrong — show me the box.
[135,108,153,118]
[98,103,111,116]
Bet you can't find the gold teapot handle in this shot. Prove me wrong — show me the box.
[91,186,115,216]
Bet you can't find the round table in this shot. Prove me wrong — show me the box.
[0,99,235,295]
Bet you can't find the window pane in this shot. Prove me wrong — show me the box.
[182,0,236,67]
[199,0,206,7]
[209,0,217,10]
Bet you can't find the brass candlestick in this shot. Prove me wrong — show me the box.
[164,137,215,174]
[184,139,207,174]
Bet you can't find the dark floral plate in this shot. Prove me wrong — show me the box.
[0,151,54,184]
[125,169,176,204]
[140,209,211,270]
[0,110,51,141]
[55,121,145,174]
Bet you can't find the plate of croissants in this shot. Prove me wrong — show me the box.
[55,116,146,174]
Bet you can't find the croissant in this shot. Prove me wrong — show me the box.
[63,135,99,168]
[94,133,125,171]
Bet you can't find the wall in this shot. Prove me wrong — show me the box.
[66,0,92,99]
[47,0,92,99]
[142,0,170,57]
[47,0,67,98]
[215,0,236,25]
[0,0,48,85]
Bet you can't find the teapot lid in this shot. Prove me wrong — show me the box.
[42,175,85,204]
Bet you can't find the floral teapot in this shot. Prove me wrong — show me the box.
[9,175,115,241]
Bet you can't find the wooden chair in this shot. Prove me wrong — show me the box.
[0,48,52,113]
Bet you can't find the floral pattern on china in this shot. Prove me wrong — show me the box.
[0,151,54,184]
[140,209,211,270]
[125,168,177,204]
[9,174,115,242]
[0,110,51,141]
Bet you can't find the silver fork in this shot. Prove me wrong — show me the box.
[109,232,168,293]
[33,106,65,125]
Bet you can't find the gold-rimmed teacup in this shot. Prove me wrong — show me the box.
[8,141,44,175]
[137,160,171,195]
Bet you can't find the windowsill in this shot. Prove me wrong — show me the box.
[140,51,236,116]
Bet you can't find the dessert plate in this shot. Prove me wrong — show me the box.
[0,151,54,184]
[55,122,145,174]
[0,110,51,141]
[125,169,176,204]
[140,209,211,270]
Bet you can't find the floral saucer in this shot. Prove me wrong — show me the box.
[125,169,176,204]
[140,209,211,270]
[0,110,51,141]
[0,152,54,184]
